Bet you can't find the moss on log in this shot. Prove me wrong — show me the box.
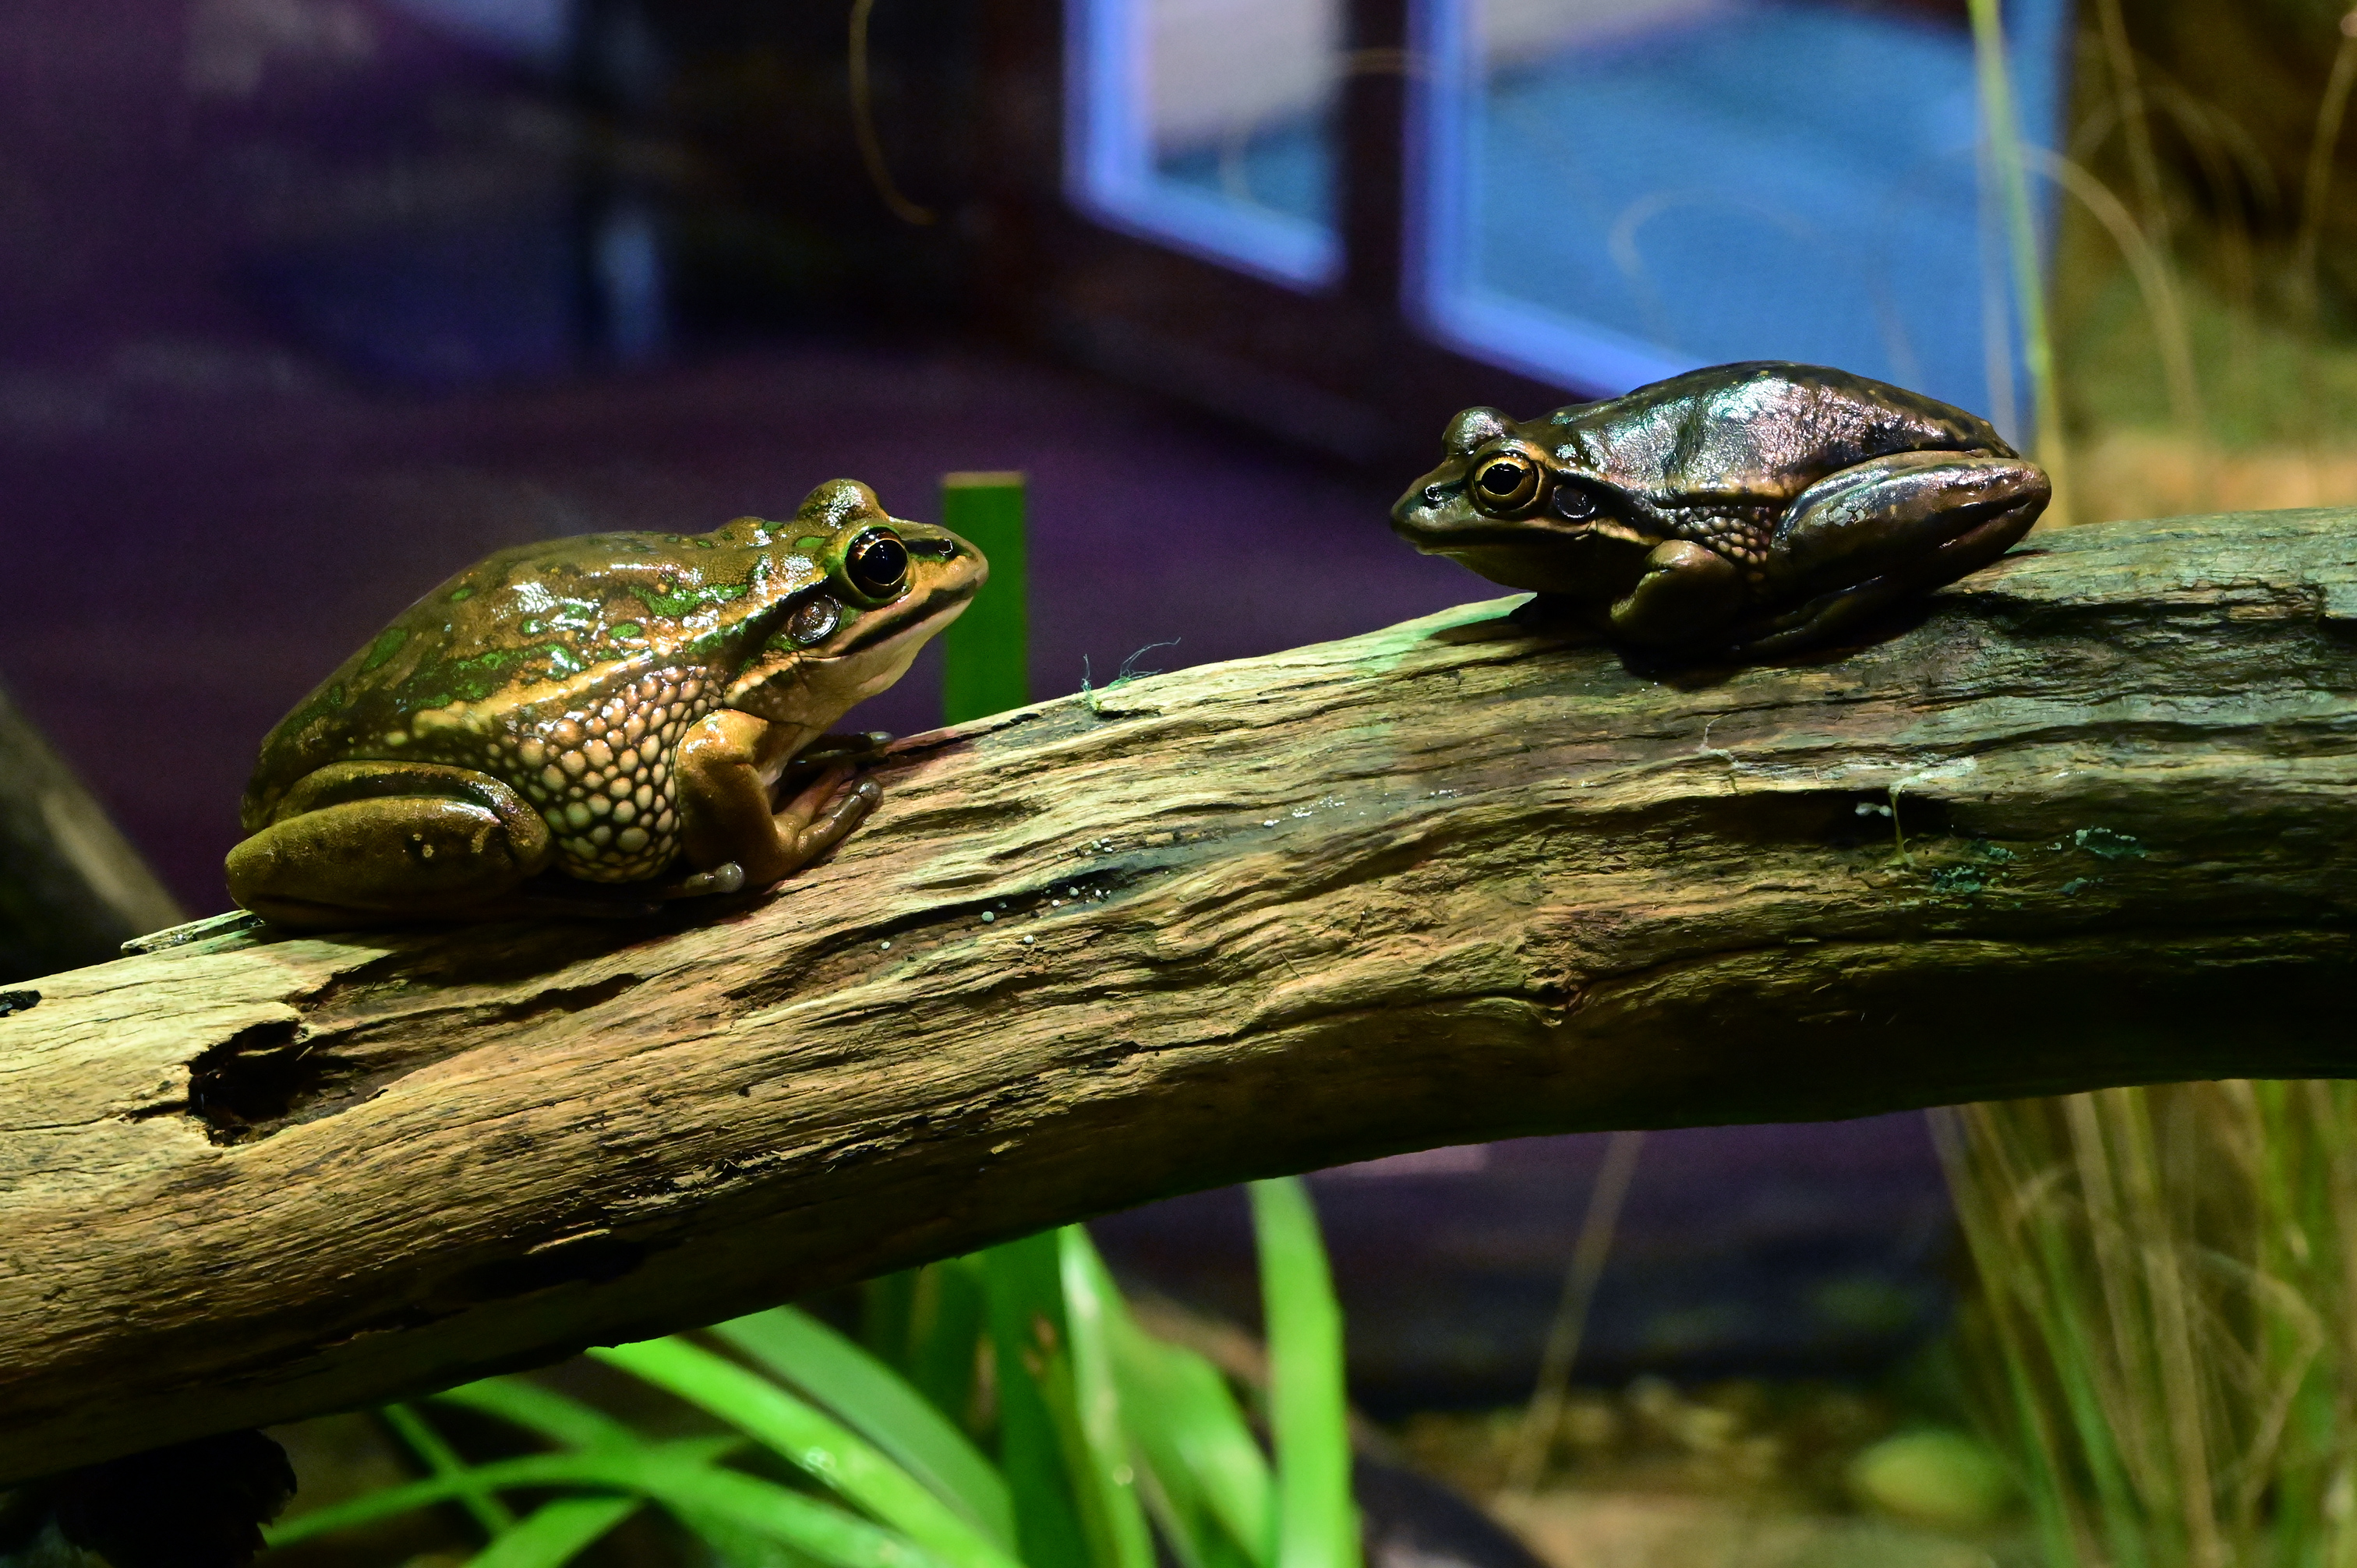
[2,510,2354,1482]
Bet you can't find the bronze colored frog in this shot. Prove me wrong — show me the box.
[227,479,983,929]
[1392,362,2048,657]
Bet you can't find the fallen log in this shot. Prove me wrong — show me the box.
[3,510,2355,1482]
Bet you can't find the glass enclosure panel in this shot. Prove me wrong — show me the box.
[1068,0,1345,286]
[1412,0,2070,433]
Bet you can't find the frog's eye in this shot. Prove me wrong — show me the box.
[786,595,843,646]
[846,528,910,599]
[1472,454,1542,514]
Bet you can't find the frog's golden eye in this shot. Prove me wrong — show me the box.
[846,528,910,599]
[1472,453,1542,514]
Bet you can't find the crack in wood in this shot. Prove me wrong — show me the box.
[185,973,648,1142]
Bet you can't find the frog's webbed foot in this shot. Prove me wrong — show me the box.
[769,765,883,879]
[1606,540,1745,649]
[676,711,887,885]
[1737,450,2048,656]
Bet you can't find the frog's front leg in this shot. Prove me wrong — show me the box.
[1606,539,1747,648]
[1738,450,2048,655]
[225,761,553,929]
[674,710,882,885]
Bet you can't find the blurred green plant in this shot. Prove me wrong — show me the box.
[1974,0,2357,526]
[1952,14,2357,1566]
[262,1179,1357,1568]
[1936,1086,2357,1568]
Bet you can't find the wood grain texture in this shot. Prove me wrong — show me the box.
[3,510,2355,1483]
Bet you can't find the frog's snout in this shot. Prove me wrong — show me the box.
[1389,472,1464,548]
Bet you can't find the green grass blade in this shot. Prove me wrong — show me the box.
[593,1339,1020,1568]
[866,1269,922,1368]
[650,1465,949,1568]
[383,1400,518,1537]
[435,1377,772,1563]
[980,1235,1090,1568]
[1111,1324,1273,1568]
[274,1442,941,1568]
[1967,0,2059,459]
[267,1438,740,1546]
[860,1263,988,1432]
[433,1377,645,1450]
[1076,1231,1274,1568]
[1057,1227,1158,1568]
[905,1259,990,1435]
[712,1308,1016,1551]
[462,1496,640,1568]
[1249,1178,1359,1568]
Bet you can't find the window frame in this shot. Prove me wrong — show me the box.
[976,0,2051,469]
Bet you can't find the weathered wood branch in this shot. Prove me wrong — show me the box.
[4,511,2356,1482]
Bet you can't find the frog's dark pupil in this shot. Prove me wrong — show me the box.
[846,530,910,597]
[1479,461,1526,496]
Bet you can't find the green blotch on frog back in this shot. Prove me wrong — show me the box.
[1928,865,1989,895]
[359,627,409,672]
[408,643,557,705]
[282,681,350,733]
[2074,827,2146,860]
[633,578,753,619]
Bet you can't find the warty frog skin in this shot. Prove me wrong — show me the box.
[227,478,983,929]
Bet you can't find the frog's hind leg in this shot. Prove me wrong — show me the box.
[1735,450,2049,656]
[225,761,554,930]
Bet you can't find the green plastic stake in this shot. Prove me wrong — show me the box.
[939,471,1030,724]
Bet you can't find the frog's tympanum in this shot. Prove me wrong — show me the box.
[226,479,984,929]
[1392,362,2050,657]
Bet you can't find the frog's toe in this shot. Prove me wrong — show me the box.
[799,779,882,854]
[663,861,747,899]
[786,731,895,773]
[756,768,882,881]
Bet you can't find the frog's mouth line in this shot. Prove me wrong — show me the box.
[829,581,975,659]
[1392,515,1603,553]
